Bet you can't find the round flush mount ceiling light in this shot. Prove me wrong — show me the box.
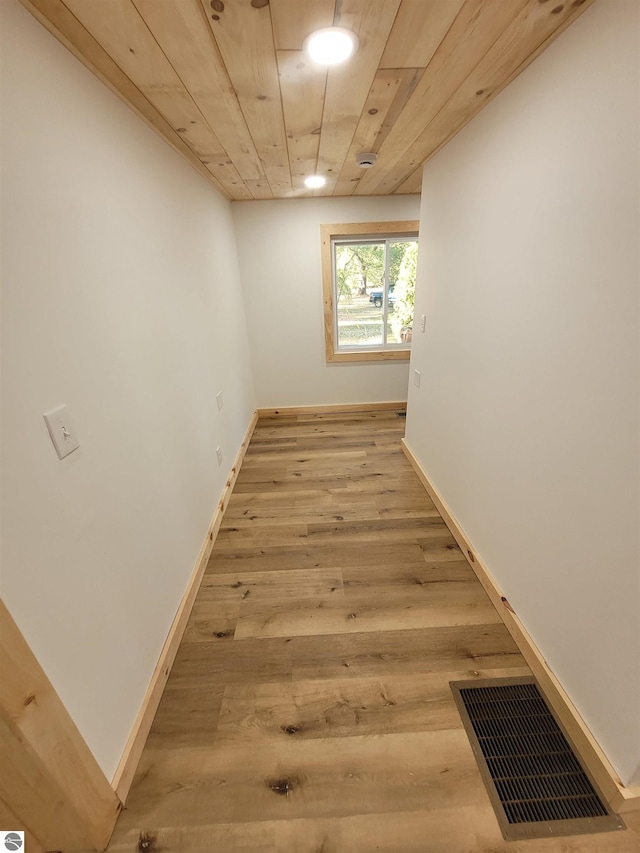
[304,175,326,189]
[303,27,359,66]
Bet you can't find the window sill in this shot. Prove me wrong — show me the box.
[327,348,411,363]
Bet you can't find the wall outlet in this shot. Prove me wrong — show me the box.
[43,405,80,459]
[216,392,224,411]
[414,369,421,388]
[420,314,427,333]
[216,446,223,466]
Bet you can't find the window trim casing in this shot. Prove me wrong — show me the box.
[321,221,419,363]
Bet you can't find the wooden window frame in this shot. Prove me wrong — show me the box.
[321,221,419,363]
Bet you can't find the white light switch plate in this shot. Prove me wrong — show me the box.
[216,392,224,411]
[43,405,80,459]
[414,369,421,388]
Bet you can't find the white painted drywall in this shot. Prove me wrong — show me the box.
[232,196,420,408]
[405,0,640,787]
[0,1,255,779]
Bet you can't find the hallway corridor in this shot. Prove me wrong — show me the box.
[108,412,639,852]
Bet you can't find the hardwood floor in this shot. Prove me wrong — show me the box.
[108,412,640,852]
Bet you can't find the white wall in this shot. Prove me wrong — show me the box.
[232,196,420,408]
[406,0,639,787]
[0,1,255,779]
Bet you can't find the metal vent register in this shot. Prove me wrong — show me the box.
[450,677,625,841]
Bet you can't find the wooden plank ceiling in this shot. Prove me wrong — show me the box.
[22,0,593,200]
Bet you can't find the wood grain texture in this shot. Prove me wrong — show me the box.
[105,411,639,851]
[109,808,640,853]
[380,0,465,69]
[276,49,327,190]
[395,163,423,194]
[132,0,265,183]
[62,0,221,152]
[354,0,528,195]
[0,798,46,853]
[360,0,598,195]
[0,602,121,851]
[60,0,252,199]
[270,0,335,51]
[23,0,595,199]
[257,401,407,416]
[334,67,422,196]
[111,410,258,802]
[320,221,418,363]
[0,712,89,850]
[200,0,292,196]
[401,437,640,816]
[315,0,400,195]
[18,0,229,196]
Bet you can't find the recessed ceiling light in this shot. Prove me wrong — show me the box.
[304,175,326,189]
[303,27,359,66]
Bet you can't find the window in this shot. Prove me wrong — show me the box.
[321,221,419,362]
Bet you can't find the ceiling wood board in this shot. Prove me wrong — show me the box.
[131,0,265,182]
[316,0,401,194]
[380,0,466,69]
[19,0,226,195]
[63,0,226,158]
[277,50,327,190]
[270,0,336,50]
[360,0,597,196]
[21,0,596,201]
[395,166,423,195]
[354,0,530,195]
[333,68,409,196]
[201,0,292,196]
[244,179,274,200]
[61,0,256,198]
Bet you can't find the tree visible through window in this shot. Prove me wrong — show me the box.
[321,222,418,362]
[335,238,417,348]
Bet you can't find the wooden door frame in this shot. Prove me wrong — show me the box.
[0,601,121,851]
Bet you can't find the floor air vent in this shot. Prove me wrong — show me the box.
[450,677,625,841]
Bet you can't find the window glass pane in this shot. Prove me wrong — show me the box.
[386,240,418,346]
[335,242,384,348]
[322,222,417,362]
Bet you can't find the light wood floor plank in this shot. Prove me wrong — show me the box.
[272,808,640,853]
[108,411,638,852]
[233,589,501,640]
[221,503,381,525]
[144,683,225,749]
[289,623,526,683]
[116,730,490,829]
[108,808,640,853]
[206,540,430,574]
[216,668,531,746]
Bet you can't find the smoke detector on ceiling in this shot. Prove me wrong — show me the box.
[356,152,378,168]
